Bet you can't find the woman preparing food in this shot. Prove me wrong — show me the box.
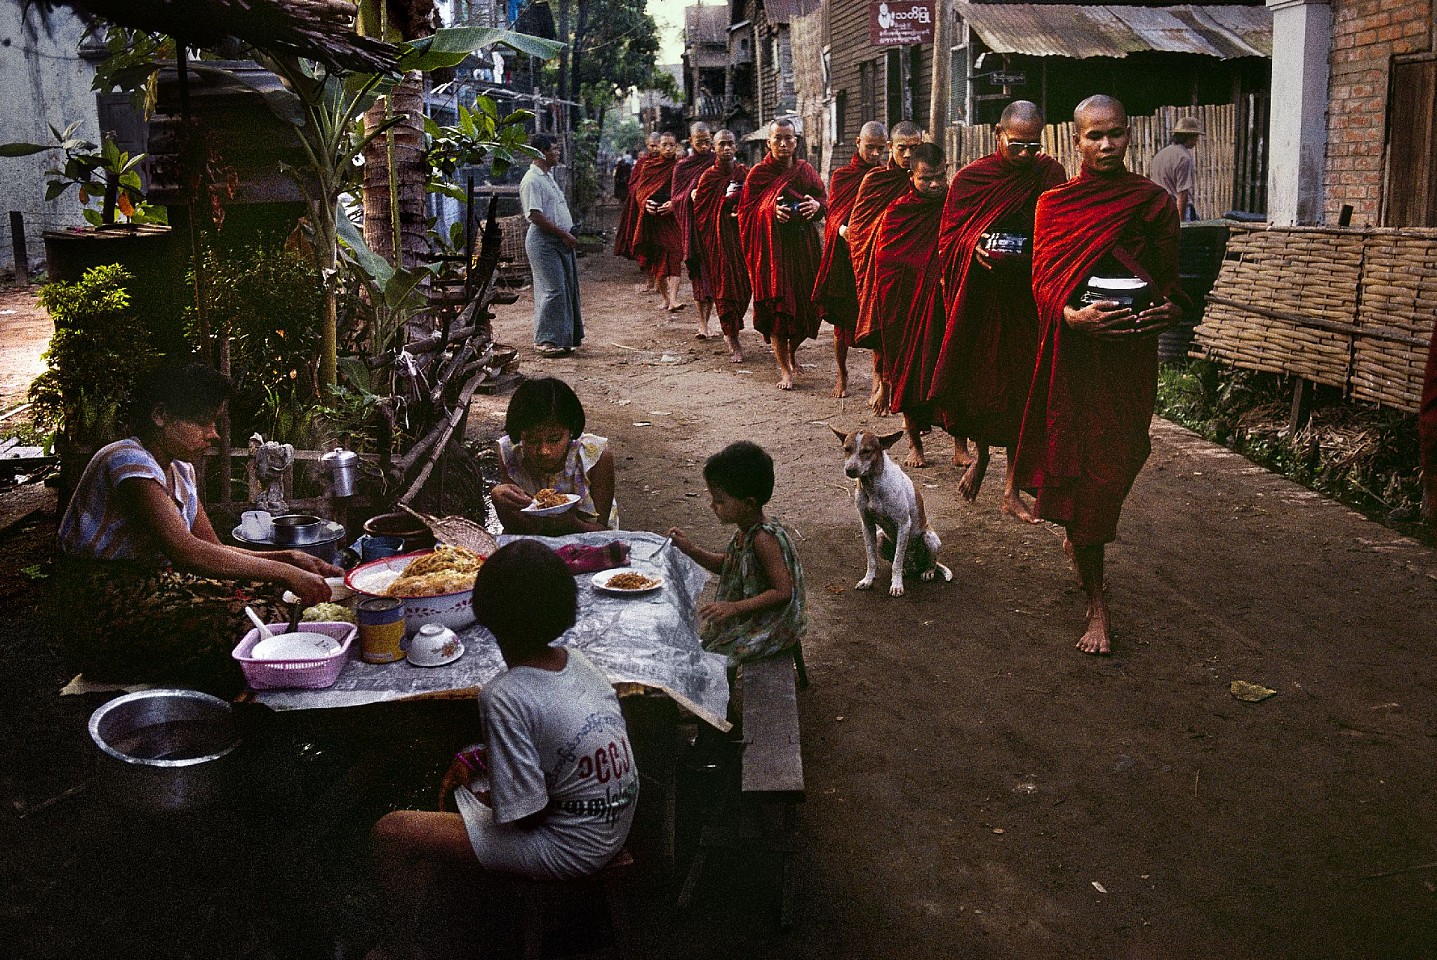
[51,358,339,693]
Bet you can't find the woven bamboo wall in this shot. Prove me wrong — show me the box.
[947,103,1237,220]
[1192,224,1437,414]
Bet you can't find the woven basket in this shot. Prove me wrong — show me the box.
[497,215,529,281]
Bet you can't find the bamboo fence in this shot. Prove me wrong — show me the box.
[947,103,1237,220]
[1192,223,1437,413]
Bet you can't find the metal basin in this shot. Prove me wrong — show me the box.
[88,689,240,813]
[271,514,324,545]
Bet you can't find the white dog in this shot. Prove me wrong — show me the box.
[831,427,953,596]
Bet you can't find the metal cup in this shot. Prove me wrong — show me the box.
[359,535,405,562]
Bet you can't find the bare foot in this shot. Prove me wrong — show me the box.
[870,382,891,416]
[831,376,848,399]
[903,449,929,468]
[668,303,687,312]
[777,377,795,391]
[1076,601,1112,655]
[958,458,988,502]
[951,439,973,468]
[1000,490,1040,523]
[725,336,744,363]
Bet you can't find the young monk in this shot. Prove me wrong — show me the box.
[736,118,826,390]
[1013,94,1186,655]
[670,121,717,336]
[691,129,751,362]
[628,132,684,310]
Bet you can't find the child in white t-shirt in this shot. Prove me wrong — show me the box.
[366,540,638,959]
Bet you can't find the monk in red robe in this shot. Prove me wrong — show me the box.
[626,132,684,310]
[614,130,659,274]
[848,120,925,414]
[692,129,750,362]
[737,117,826,390]
[1013,95,1186,655]
[866,142,950,468]
[926,101,1066,520]
[670,122,717,336]
[813,121,887,398]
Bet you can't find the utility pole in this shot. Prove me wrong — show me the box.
[928,0,952,137]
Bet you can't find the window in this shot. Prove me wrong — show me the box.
[835,90,847,142]
[949,43,968,126]
[1384,57,1437,227]
[886,48,905,124]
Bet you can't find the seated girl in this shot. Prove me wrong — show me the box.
[367,540,639,959]
[490,377,618,535]
[669,440,807,665]
[51,358,337,693]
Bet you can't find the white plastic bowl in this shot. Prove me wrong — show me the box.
[345,550,477,631]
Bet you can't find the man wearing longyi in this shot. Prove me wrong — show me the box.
[812,120,887,399]
[847,120,924,415]
[737,117,826,391]
[1013,94,1187,655]
[926,101,1066,520]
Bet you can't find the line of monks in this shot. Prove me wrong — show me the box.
[616,96,1187,656]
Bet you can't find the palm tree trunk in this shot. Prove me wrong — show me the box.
[362,71,431,345]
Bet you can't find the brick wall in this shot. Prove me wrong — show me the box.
[1325,0,1432,224]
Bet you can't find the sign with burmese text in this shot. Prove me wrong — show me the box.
[869,0,934,45]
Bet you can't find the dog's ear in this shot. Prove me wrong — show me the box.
[829,425,848,443]
[878,431,905,449]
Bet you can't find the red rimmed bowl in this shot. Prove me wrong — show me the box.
[345,550,478,632]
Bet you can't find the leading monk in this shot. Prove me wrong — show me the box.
[691,129,751,362]
[1013,94,1187,655]
[737,118,827,390]
[813,120,887,398]
[670,122,717,336]
[614,130,660,271]
[927,101,1066,519]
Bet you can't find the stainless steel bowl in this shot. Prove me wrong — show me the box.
[88,689,240,813]
[271,514,324,545]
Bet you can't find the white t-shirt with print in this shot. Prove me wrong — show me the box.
[454,648,638,879]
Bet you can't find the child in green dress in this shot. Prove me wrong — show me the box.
[669,441,807,664]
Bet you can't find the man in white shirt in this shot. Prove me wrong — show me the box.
[1148,116,1203,221]
[519,134,583,357]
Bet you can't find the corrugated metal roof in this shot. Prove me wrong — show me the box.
[956,3,1271,60]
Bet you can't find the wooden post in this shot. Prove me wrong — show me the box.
[1289,378,1314,433]
[928,0,951,137]
[8,212,28,286]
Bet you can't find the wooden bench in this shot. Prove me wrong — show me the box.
[678,644,807,927]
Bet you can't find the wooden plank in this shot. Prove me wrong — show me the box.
[0,483,55,536]
[741,656,804,796]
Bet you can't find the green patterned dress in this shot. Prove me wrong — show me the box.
[701,520,806,665]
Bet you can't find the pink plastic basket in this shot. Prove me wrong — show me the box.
[232,621,358,690]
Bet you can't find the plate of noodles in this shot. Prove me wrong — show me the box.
[346,544,487,629]
[522,488,581,517]
[592,567,663,595]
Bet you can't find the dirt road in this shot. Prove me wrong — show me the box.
[4,249,1437,958]
[475,250,1437,959]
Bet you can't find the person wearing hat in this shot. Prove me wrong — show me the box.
[1149,116,1204,221]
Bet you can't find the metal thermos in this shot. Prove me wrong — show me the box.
[322,447,359,498]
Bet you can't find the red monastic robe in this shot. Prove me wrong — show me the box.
[849,165,918,348]
[812,153,877,331]
[737,154,827,342]
[670,150,717,297]
[863,187,945,396]
[613,152,650,259]
[1013,168,1186,546]
[692,159,751,336]
[923,152,1067,444]
[626,153,681,278]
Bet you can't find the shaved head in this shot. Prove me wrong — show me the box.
[999,100,1044,129]
[891,120,923,141]
[1075,95,1126,126]
[859,120,888,139]
[690,121,711,137]
[715,129,736,144]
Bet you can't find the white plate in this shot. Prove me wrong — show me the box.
[251,632,342,661]
[592,567,664,594]
[522,493,581,517]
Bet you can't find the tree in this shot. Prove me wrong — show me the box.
[548,0,667,127]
